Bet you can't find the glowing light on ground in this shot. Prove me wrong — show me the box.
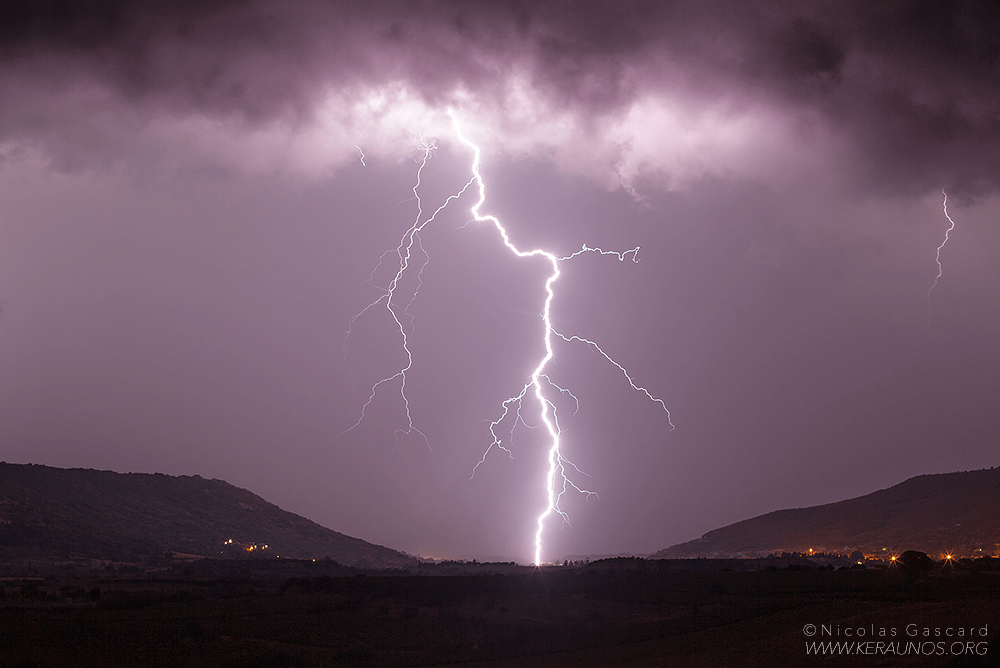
[345,110,672,566]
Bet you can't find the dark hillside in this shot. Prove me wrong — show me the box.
[0,462,414,568]
[655,467,1000,559]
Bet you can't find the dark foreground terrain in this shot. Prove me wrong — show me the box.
[2,559,999,667]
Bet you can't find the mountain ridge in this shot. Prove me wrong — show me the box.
[0,462,414,569]
[654,467,1000,559]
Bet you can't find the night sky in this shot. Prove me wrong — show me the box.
[1,0,999,564]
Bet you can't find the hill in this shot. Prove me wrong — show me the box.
[654,467,1000,559]
[0,462,414,569]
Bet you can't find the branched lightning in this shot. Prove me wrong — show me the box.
[926,188,956,324]
[451,111,672,565]
[552,330,675,427]
[345,111,672,565]
[343,136,476,448]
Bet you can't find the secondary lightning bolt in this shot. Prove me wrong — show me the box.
[355,134,366,166]
[926,188,956,325]
[345,111,672,565]
[343,136,475,448]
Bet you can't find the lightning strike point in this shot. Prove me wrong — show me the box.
[926,188,956,325]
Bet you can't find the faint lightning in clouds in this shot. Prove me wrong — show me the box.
[345,110,672,565]
[926,188,956,324]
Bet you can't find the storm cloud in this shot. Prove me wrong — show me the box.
[2,0,998,194]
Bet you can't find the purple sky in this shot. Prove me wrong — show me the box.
[1,0,999,563]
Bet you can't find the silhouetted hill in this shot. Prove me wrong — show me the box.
[654,467,1000,559]
[0,462,414,569]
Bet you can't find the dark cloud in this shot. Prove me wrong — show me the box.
[1,0,998,193]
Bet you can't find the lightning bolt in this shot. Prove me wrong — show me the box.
[926,188,956,324]
[343,135,472,448]
[355,134,366,166]
[345,111,672,565]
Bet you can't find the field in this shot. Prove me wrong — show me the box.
[2,560,998,667]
